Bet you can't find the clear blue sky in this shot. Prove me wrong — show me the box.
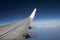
[0,0,60,25]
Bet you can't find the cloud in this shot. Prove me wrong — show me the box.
[31,20,60,27]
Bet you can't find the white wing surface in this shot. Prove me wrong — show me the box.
[0,8,37,40]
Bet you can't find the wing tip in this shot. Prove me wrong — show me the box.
[29,8,37,18]
[29,8,37,21]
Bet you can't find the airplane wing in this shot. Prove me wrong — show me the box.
[0,8,37,40]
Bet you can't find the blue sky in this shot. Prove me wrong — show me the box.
[0,0,60,26]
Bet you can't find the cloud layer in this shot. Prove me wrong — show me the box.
[31,20,60,27]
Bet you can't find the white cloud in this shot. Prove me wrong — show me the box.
[31,20,60,27]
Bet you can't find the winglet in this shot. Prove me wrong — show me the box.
[29,8,37,21]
